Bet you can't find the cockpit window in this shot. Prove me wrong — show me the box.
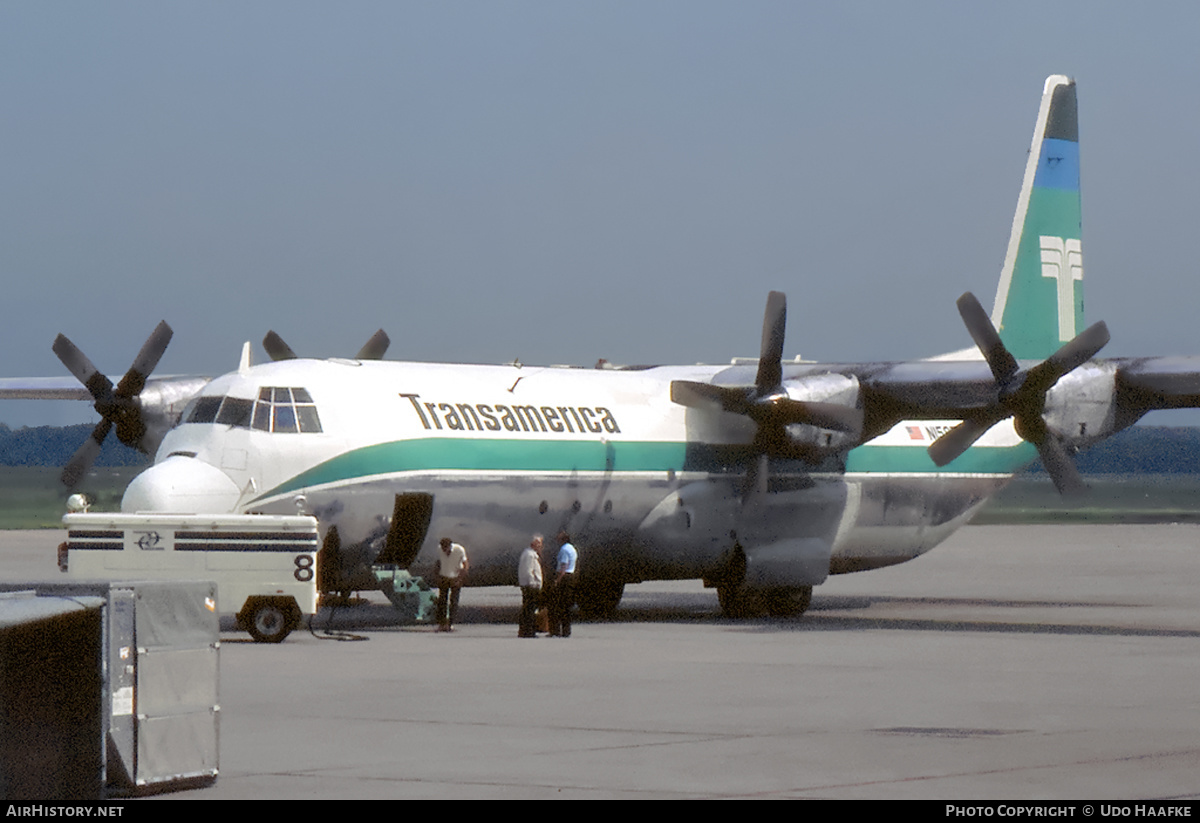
[253,386,322,433]
[296,405,321,433]
[273,404,297,433]
[186,387,322,433]
[187,396,222,424]
[215,397,254,427]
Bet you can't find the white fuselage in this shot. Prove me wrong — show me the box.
[123,357,1029,588]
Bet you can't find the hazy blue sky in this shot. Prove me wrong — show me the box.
[3,2,1199,428]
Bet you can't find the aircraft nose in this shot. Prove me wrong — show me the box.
[121,455,242,514]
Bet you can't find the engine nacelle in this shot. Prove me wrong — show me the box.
[139,377,213,456]
[1043,362,1122,449]
[781,373,862,452]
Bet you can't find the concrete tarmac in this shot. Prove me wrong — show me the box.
[2,525,1198,799]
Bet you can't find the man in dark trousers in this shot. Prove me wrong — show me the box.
[434,537,468,631]
[548,531,577,637]
[517,534,544,637]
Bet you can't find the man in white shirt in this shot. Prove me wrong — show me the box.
[434,537,468,631]
[517,534,544,638]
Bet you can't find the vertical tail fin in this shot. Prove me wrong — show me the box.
[990,75,1082,360]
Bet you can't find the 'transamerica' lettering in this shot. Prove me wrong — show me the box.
[400,394,621,435]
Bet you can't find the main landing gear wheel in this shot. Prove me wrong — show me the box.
[242,598,297,643]
[577,580,625,619]
[718,585,812,618]
[717,583,757,618]
[764,585,812,618]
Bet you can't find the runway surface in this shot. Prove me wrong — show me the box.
[2,524,1198,799]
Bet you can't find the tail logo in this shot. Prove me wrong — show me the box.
[1039,235,1083,341]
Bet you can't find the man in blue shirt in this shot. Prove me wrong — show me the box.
[549,531,577,637]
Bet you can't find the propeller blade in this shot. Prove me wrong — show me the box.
[53,323,176,474]
[1022,320,1110,395]
[670,381,749,413]
[52,334,114,404]
[942,292,1102,496]
[956,292,1018,385]
[673,381,861,436]
[356,329,390,360]
[61,419,112,490]
[740,452,770,501]
[262,331,298,361]
[1036,435,1088,497]
[755,291,787,395]
[115,321,173,398]
[927,415,1000,467]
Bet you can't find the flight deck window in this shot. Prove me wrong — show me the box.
[273,405,298,433]
[187,396,222,424]
[252,402,271,431]
[250,386,322,434]
[216,397,254,427]
[297,406,321,433]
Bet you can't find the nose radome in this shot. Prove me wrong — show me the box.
[122,455,242,514]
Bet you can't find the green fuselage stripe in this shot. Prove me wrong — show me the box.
[254,437,1037,502]
[844,441,1036,474]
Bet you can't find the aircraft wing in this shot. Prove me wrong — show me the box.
[691,293,1200,498]
[0,377,93,401]
[849,360,1002,429]
[1114,356,1200,407]
[1,371,210,489]
[849,355,1200,434]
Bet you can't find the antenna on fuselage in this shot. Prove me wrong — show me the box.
[238,342,252,375]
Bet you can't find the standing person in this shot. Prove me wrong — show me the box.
[517,534,544,638]
[549,531,578,638]
[434,537,468,631]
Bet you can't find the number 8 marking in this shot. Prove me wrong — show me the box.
[294,554,314,582]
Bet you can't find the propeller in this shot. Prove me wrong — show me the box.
[261,330,298,361]
[671,291,863,494]
[262,329,390,362]
[53,321,173,489]
[927,292,1109,496]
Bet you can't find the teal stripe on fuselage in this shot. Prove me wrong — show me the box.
[252,437,1037,502]
[845,440,1036,474]
[256,439,685,500]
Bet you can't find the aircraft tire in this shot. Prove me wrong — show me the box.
[577,579,625,619]
[764,585,812,618]
[717,584,759,619]
[243,598,297,643]
[718,585,812,618]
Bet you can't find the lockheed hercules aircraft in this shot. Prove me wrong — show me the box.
[5,76,1199,619]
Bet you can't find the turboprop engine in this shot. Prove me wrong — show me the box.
[777,373,862,461]
[1041,361,1122,449]
[658,292,865,617]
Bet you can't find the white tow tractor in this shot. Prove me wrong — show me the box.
[60,511,319,643]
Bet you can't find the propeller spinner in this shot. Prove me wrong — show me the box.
[927,292,1109,496]
[53,321,173,489]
